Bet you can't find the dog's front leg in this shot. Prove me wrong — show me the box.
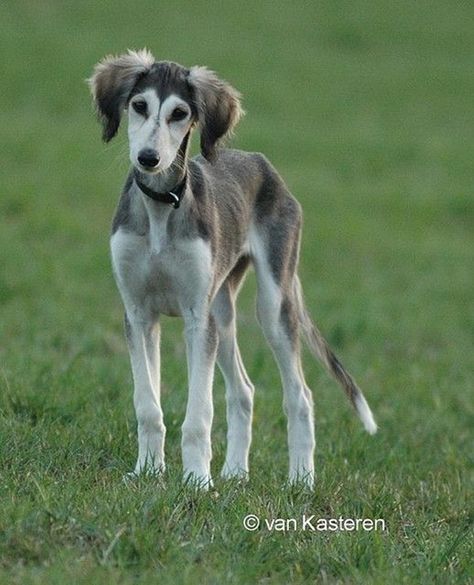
[181,310,218,488]
[124,312,165,476]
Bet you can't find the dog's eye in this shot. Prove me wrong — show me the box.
[170,107,188,121]
[132,101,147,115]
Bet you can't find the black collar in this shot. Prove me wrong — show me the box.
[133,170,186,209]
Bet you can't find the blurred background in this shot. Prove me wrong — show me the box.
[1,0,472,419]
[1,0,472,351]
[0,1,472,582]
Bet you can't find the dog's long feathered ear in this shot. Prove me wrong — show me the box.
[188,67,244,161]
[88,49,155,142]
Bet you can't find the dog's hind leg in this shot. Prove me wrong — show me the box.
[212,260,254,480]
[251,198,315,487]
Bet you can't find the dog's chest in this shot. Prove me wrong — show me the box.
[111,229,211,317]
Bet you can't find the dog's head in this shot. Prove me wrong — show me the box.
[88,49,243,173]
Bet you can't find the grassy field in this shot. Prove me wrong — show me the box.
[0,1,473,583]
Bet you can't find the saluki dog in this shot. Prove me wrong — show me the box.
[89,49,377,489]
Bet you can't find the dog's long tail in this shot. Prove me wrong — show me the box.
[294,277,377,434]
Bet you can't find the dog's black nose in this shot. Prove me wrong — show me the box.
[138,149,160,168]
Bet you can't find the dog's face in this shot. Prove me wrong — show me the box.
[127,64,195,174]
[89,50,243,172]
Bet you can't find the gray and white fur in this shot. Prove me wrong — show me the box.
[88,49,377,489]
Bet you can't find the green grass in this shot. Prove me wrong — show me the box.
[0,0,473,583]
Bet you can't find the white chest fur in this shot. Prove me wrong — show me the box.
[110,228,212,318]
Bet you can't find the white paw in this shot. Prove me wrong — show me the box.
[221,464,249,482]
[288,470,315,490]
[183,471,214,490]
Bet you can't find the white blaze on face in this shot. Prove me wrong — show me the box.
[127,88,192,173]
